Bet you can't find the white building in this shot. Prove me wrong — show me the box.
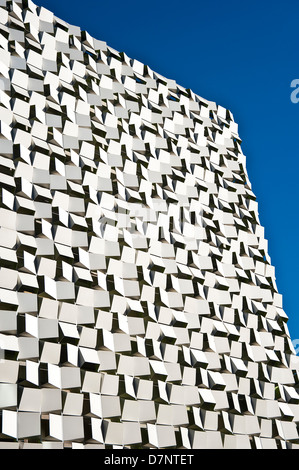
[0,0,298,449]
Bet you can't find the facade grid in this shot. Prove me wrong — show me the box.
[0,0,297,449]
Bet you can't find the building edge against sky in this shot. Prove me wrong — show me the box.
[0,0,298,449]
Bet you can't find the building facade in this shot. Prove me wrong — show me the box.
[0,0,298,449]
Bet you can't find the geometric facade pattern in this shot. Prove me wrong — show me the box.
[0,0,298,449]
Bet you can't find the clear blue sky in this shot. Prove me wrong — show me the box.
[36,0,299,340]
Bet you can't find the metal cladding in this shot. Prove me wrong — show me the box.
[0,0,298,450]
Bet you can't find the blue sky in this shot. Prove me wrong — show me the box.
[36,0,299,340]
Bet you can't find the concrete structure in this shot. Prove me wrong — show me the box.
[0,0,298,449]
